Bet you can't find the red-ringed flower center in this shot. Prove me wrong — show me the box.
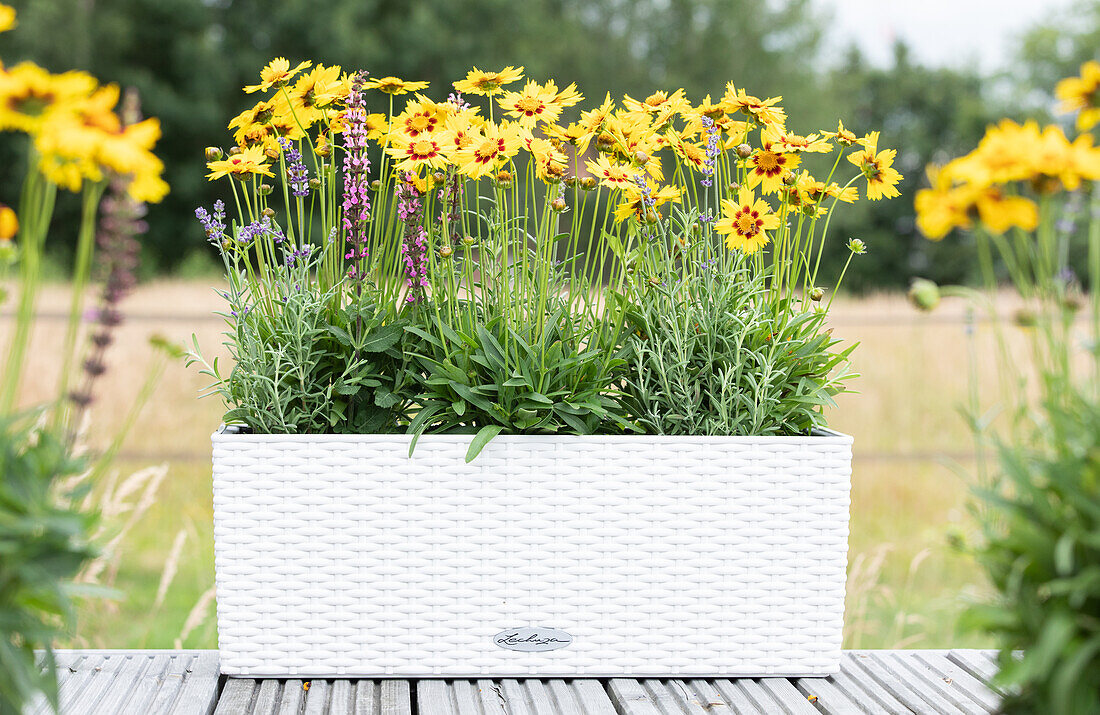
[410,140,438,158]
[735,208,763,237]
[407,114,434,134]
[755,150,782,175]
[473,140,500,163]
[515,96,545,115]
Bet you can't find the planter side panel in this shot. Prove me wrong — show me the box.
[211,434,851,677]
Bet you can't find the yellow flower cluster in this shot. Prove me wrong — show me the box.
[220,60,901,255]
[916,119,1100,240]
[0,4,167,202]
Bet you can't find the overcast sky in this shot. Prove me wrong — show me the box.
[817,0,1078,70]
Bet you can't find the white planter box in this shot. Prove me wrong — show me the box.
[211,428,852,677]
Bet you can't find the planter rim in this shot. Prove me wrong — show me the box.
[213,423,852,444]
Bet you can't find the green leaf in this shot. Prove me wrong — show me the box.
[360,325,403,352]
[465,425,503,463]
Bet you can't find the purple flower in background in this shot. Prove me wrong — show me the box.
[395,172,428,303]
[236,215,284,246]
[279,138,309,197]
[285,244,313,267]
[195,200,226,242]
[700,116,719,188]
[342,71,372,279]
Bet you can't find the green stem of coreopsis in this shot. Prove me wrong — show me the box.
[52,181,106,432]
[0,162,58,415]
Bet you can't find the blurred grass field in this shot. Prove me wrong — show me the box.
[3,280,1010,651]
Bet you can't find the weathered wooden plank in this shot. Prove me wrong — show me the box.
[607,678,662,715]
[167,651,220,715]
[879,652,989,714]
[84,653,156,714]
[823,664,910,714]
[570,679,618,715]
[380,680,412,715]
[847,652,972,714]
[353,681,378,715]
[710,679,770,714]
[122,653,174,712]
[948,650,1001,687]
[791,676,874,715]
[756,678,820,714]
[670,679,736,714]
[417,680,456,714]
[277,680,306,715]
[213,679,256,714]
[146,653,197,715]
[63,652,129,715]
[250,679,282,715]
[910,651,1001,712]
[303,679,331,715]
[329,679,354,715]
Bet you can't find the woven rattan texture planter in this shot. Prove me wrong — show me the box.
[211,428,852,677]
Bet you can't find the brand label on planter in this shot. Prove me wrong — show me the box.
[493,627,573,652]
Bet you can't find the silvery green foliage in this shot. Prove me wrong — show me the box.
[189,243,412,434]
[616,260,854,436]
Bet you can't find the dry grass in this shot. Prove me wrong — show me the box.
[1,279,1016,649]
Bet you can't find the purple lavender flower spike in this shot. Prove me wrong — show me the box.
[279,138,310,197]
[342,71,372,280]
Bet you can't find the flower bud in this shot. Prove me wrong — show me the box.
[648,275,661,286]
[580,176,597,191]
[308,178,322,190]
[727,181,740,192]
[371,179,382,190]
[462,235,476,246]
[262,207,275,218]
[634,150,649,165]
[1013,308,1037,327]
[494,169,513,186]
[809,287,825,302]
[205,146,224,161]
[735,143,752,158]
[597,133,615,152]
[550,198,567,212]
[645,209,660,224]
[439,244,454,258]
[907,278,940,312]
[265,146,279,160]
[228,146,242,156]
[847,238,866,255]
[433,171,446,183]
[314,137,332,157]
[259,183,274,196]
[564,175,578,187]
[782,170,797,186]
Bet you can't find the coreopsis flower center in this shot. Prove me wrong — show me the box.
[11,93,50,117]
[474,139,502,163]
[407,114,434,134]
[756,150,781,173]
[735,208,762,236]
[411,140,437,157]
[515,96,545,115]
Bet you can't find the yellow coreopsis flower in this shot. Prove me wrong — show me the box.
[283,64,344,126]
[206,146,274,180]
[1056,60,1100,131]
[665,129,708,172]
[974,187,1038,234]
[364,76,430,96]
[612,182,681,223]
[766,126,831,154]
[579,93,616,135]
[438,112,488,153]
[744,140,801,195]
[822,120,864,147]
[522,133,568,183]
[245,58,312,94]
[623,89,690,117]
[544,121,594,152]
[0,4,16,33]
[0,63,98,134]
[452,121,523,179]
[386,133,450,174]
[498,80,563,128]
[722,83,786,126]
[715,188,780,254]
[546,80,583,109]
[914,166,971,240]
[585,155,635,189]
[847,131,902,201]
[453,66,524,96]
[0,204,17,240]
[394,94,448,138]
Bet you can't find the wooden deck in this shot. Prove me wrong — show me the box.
[42,649,1003,714]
